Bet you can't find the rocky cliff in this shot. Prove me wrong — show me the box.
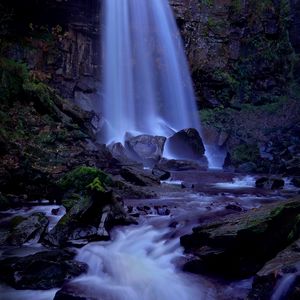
[1,0,299,174]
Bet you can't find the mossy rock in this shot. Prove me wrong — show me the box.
[181,197,300,278]
[58,166,112,193]
[0,193,9,211]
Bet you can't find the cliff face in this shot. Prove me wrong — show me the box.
[1,0,101,111]
[2,0,298,110]
[171,0,297,108]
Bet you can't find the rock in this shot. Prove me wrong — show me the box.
[120,167,160,186]
[255,177,285,190]
[166,128,205,160]
[292,177,300,188]
[248,239,300,300]
[125,135,166,166]
[54,283,96,300]
[1,212,48,246]
[43,190,127,246]
[156,158,208,171]
[0,250,88,290]
[181,197,300,278]
[151,166,171,181]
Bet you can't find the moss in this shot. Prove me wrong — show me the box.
[87,177,105,193]
[231,144,260,164]
[58,166,111,192]
[62,193,81,211]
[10,215,26,228]
[0,57,29,103]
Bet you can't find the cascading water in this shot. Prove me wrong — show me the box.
[101,0,221,167]
[70,223,214,300]
[102,0,200,142]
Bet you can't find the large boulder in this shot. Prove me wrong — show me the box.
[0,250,87,290]
[0,212,49,246]
[125,135,167,166]
[43,190,132,247]
[42,166,134,247]
[166,128,205,161]
[181,197,300,278]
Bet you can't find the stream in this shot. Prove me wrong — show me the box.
[0,172,299,300]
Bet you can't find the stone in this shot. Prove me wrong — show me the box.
[0,250,88,290]
[166,128,205,161]
[43,190,131,247]
[120,167,160,186]
[181,197,300,278]
[151,166,171,181]
[125,134,167,166]
[1,212,49,246]
[292,177,300,188]
[156,158,208,171]
[255,177,285,190]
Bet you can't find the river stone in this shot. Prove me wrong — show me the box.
[120,166,160,186]
[156,158,208,171]
[43,191,131,247]
[166,128,205,160]
[151,166,171,180]
[125,134,167,166]
[181,197,300,278]
[0,250,88,290]
[1,212,49,246]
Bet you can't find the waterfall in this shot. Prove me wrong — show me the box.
[102,0,200,142]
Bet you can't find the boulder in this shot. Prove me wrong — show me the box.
[120,167,160,186]
[255,177,285,190]
[156,158,208,171]
[43,190,130,247]
[54,283,96,300]
[166,128,205,160]
[0,212,48,246]
[181,197,300,278]
[292,177,300,188]
[248,239,300,300]
[125,135,166,166]
[0,250,87,290]
[151,166,171,181]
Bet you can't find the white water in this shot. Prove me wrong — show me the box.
[101,0,220,168]
[214,176,256,189]
[72,223,214,300]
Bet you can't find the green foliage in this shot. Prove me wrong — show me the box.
[231,144,260,164]
[0,57,29,103]
[201,0,213,7]
[87,177,106,193]
[58,166,111,192]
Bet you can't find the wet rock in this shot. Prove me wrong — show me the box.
[54,283,96,300]
[120,166,160,186]
[237,162,258,173]
[43,183,134,247]
[225,203,243,212]
[166,128,205,160]
[157,158,208,171]
[255,177,285,190]
[0,212,48,246]
[152,166,171,181]
[181,197,300,278]
[0,250,88,290]
[125,134,166,166]
[248,239,300,300]
[292,177,300,188]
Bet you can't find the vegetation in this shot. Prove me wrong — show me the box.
[58,166,111,193]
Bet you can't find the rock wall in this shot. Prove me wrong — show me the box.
[170,0,297,108]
